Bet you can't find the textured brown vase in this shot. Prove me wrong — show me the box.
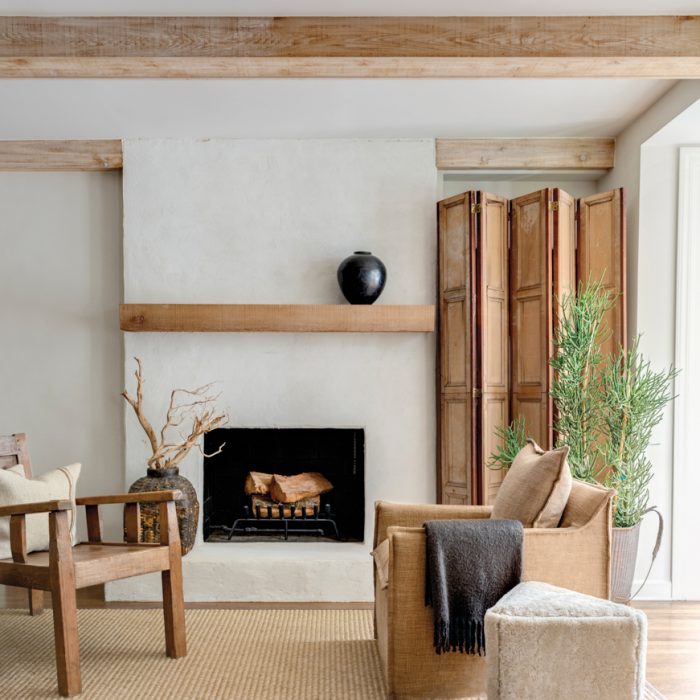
[127,467,199,555]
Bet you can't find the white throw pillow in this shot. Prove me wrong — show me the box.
[0,463,81,559]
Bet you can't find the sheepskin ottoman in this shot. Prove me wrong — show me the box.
[485,581,647,700]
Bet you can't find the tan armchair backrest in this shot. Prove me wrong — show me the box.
[374,479,614,547]
[373,502,491,548]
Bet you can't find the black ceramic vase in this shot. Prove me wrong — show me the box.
[337,251,387,305]
[127,467,199,555]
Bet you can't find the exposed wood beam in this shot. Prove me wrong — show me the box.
[0,138,616,171]
[0,140,123,171]
[1,57,698,79]
[436,138,615,170]
[0,16,698,79]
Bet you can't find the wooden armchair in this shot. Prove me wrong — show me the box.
[0,434,186,697]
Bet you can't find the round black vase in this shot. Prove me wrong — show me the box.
[337,251,387,305]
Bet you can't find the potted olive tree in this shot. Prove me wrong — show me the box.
[490,281,675,602]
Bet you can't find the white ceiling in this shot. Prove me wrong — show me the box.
[0,3,684,140]
[0,78,675,140]
[0,1,695,15]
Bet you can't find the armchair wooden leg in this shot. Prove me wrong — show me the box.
[28,588,45,615]
[49,510,81,697]
[11,514,46,616]
[160,501,187,659]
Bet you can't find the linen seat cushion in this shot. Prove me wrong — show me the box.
[0,463,81,558]
[491,440,572,528]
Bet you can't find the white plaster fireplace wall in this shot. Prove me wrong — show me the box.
[107,139,437,601]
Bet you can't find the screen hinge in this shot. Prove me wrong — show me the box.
[548,201,559,212]
[471,203,481,214]
[472,388,482,399]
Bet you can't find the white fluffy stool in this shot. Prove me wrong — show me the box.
[485,581,647,700]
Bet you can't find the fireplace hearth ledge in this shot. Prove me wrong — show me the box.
[105,542,372,602]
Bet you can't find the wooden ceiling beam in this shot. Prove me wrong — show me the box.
[0,16,698,78]
[436,138,615,170]
[0,138,616,172]
[0,140,123,171]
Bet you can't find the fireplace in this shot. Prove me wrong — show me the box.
[203,428,365,543]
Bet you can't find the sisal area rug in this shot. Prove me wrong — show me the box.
[0,608,665,699]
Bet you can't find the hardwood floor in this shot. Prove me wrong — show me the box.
[1,586,698,699]
[632,601,700,700]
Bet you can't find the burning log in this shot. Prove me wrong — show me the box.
[269,472,334,503]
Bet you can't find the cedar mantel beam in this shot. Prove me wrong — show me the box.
[0,16,698,78]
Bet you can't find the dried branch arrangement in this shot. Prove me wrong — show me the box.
[122,357,227,471]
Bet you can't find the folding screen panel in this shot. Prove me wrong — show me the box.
[578,188,627,356]
[437,186,626,505]
[477,192,510,504]
[437,191,476,505]
[553,188,577,307]
[509,188,553,451]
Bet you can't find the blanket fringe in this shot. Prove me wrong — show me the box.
[433,617,485,656]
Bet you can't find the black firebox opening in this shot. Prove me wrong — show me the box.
[203,428,365,543]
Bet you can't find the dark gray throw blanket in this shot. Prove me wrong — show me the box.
[424,519,523,655]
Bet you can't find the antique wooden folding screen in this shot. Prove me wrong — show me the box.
[437,187,626,505]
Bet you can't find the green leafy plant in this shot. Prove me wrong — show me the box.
[600,339,678,527]
[549,279,614,482]
[487,417,528,471]
[487,280,677,529]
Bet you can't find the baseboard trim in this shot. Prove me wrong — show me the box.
[633,579,672,600]
[103,600,374,610]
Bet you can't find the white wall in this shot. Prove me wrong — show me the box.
[110,138,437,601]
[599,80,700,337]
[599,81,700,599]
[2,79,699,602]
[0,171,124,543]
[637,113,700,600]
[673,147,700,599]
[440,174,600,200]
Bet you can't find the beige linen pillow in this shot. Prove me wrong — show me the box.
[491,441,572,528]
[0,463,81,559]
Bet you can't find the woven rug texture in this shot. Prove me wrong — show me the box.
[0,608,664,699]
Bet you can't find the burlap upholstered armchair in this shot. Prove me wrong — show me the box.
[372,479,614,700]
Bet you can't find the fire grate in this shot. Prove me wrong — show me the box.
[223,502,339,541]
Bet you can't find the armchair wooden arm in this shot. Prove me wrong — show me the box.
[75,490,183,506]
[0,499,73,518]
[74,491,183,545]
[2,500,76,564]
